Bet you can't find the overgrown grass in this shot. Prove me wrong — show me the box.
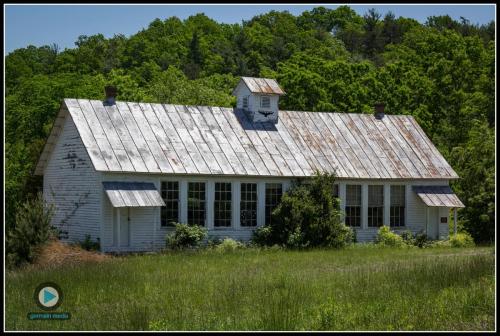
[5,246,494,331]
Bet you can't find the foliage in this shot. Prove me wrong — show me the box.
[254,171,354,248]
[375,226,404,247]
[5,7,495,244]
[79,234,101,251]
[165,223,208,250]
[449,232,476,248]
[6,192,56,268]
[215,238,244,253]
[414,232,431,248]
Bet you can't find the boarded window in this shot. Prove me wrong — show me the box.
[368,185,384,227]
[242,96,249,109]
[188,182,206,226]
[345,185,361,227]
[214,182,232,227]
[261,96,271,108]
[265,183,282,225]
[161,181,179,227]
[390,185,405,227]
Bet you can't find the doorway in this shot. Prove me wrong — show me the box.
[113,207,130,247]
[427,207,439,239]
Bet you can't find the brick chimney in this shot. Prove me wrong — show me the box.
[374,102,385,119]
[104,85,117,106]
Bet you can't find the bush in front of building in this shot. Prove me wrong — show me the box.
[252,171,354,249]
[375,226,405,247]
[165,223,208,250]
[215,238,244,252]
[6,192,56,268]
[449,232,476,247]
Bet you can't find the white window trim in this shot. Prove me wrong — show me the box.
[213,181,233,229]
[260,95,271,108]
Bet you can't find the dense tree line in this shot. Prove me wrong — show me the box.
[5,6,495,242]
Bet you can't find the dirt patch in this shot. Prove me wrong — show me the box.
[32,239,112,269]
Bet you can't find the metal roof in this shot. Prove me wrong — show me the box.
[103,182,165,207]
[412,186,465,208]
[240,77,286,95]
[35,98,459,180]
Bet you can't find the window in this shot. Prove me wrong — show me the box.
[390,185,405,227]
[161,181,179,227]
[188,182,206,226]
[368,185,384,227]
[241,183,257,227]
[261,96,271,108]
[265,183,282,225]
[214,182,232,227]
[345,185,361,227]
[333,184,339,198]
[242,96,249,109]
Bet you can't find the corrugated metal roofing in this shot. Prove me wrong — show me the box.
[103,181,165,207]
[36,98,459,180]
[241,77,286,95]
[412,186,465,208]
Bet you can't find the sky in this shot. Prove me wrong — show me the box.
[4,4,496,54]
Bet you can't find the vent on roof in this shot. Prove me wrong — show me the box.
[104,85,118,106]
[374,102,385,120]
[233,77,285,124]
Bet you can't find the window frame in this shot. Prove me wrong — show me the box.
[160,180,180,228]
[390,185,406,228]
[265,183,283,226]
[187,181,207,227]
[242,96,249,109]
[345,184,362,227]
[214,182,232,228]
[260,95,271,108]
[240,182,258,228]
[368,185,384,228]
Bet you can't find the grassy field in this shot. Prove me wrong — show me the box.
[5,246,495,331]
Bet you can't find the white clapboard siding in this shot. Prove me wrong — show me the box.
[43,114,101,244]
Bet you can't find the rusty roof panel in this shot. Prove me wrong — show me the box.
[241,77,285,95]
[412,186,465,208]
[36,98,459,181]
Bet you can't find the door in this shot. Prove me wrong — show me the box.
[120,208,130,247]
[113,207,130,247]
[427,207,439,239]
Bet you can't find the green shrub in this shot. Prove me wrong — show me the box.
[6,192,56,268]
[215,238,244,252]
[165,223,207,250]
[255,171,353,249]
[375,226,404,247]
[251,225,273,246]
[207,236,223,248]
[79,234,100,251]
[449,232,475,247]
[400,230,415,245]
[414,232,431,248]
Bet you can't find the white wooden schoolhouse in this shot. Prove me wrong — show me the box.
[35,77,464,252]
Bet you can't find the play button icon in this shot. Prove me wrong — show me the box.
[34,282,63,310]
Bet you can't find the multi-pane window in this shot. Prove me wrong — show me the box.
[241,183,257,227]
[265,183,282,225]
[161,181,179,227]
[368,185,384,227]
[188,182,206,226]
[345,185,361,227]
[390,185,406,227]
[214,182,232,227]
[261,96,271,108]
[242,96,249,109]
